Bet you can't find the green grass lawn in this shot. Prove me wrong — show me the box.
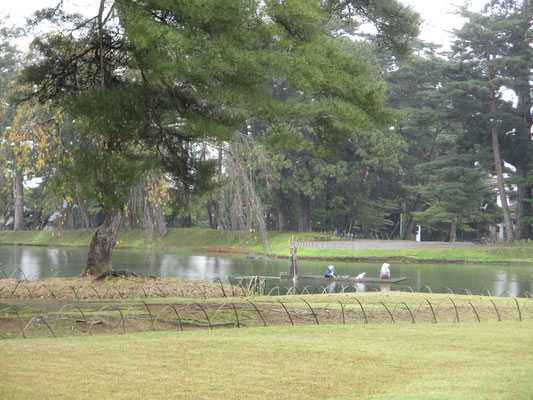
[275,246,533,263]
[1,321,532,399]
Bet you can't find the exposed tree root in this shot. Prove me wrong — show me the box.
[92,270,156,281]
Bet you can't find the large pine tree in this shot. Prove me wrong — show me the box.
[18,0,419,274]
[450,0,532,241]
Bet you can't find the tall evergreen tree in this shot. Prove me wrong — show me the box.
[0,26,22,229]
[412,138,498,241]
[496,0,533,239]
[17,0,419,274]
[449,0,532,240]
[378,43,465,239]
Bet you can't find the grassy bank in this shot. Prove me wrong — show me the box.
[0,228,249,249]
[1,320,532,399]
[2,282,532,398]
[274,246,533,264]
[258,233,533,264]
[2,228,533,264]
[2,287,531,337]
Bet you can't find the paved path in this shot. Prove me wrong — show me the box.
[294,240,489,250]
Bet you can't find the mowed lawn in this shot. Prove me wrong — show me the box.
[1,322,532,399]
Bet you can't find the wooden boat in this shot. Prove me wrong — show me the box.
[280,272,408,284]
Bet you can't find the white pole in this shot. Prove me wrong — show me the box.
[416,225,422,242]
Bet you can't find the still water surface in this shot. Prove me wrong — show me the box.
[1,245,532,297]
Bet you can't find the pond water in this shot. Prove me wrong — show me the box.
[1,245,533,297]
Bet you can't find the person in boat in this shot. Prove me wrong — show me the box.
[325,265,337,278]
[380,263,390,279]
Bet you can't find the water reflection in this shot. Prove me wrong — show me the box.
[355,283,366,293]
[1,245,532,297]
[159,254,177,276]
[325,281,336,294]
[19,250,40,280]
[379,284,390,292]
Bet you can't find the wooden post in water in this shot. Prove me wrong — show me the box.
[289,235,298,277]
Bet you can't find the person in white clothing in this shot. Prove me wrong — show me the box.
[380,263,390,279]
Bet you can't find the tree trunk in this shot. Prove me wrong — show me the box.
[489,89,514,241]
[524,186,533,239]
[81,0,123,277]
[29,209,41,230]
[402,127,445,240]
[449,216,457,242]
[277,200,288,232]
[403,194,422,240]
[13,165,24,231]
[97,0,106,88]
[212,144,223,229]
[324,176,333,229]
[207,200,214,229]
[80,201,91,229]
[143,195,154,238]
[514,36,532,239]
[183,193,192,228]
[347,200,361,235]
[66,203,75,230]
[82,208,123,276]
[516,166,532,240]
[125,200,134,231]
[298,192,312,232]
[346,166,369,235]
[153,200,168,237]
[347,216,355,236]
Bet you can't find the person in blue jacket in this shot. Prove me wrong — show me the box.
[324,265,337,278]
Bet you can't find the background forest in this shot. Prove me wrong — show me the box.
[0,0,531,250]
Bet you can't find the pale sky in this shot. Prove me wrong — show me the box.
[2,0,489,50]
[400,0,487,48]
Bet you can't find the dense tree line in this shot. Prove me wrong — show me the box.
[0,0,531,275]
